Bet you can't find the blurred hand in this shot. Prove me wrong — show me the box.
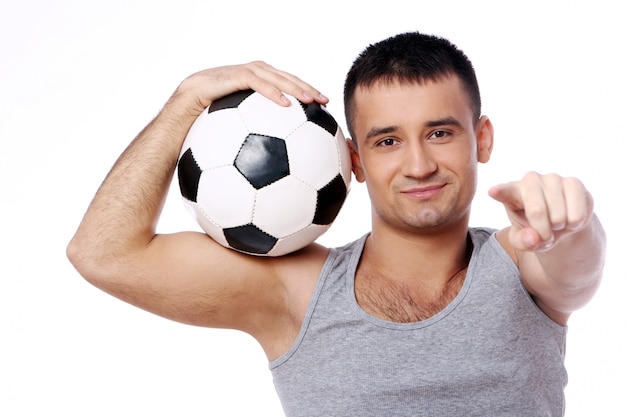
[488,172,594,252]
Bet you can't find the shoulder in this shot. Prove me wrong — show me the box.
[274,235,363,301]
[469,227,498,242]
[469,226,518,263]
[469,227,506,256]
[254,243,330,359]
[274,243,332,311]
[275,243,331,283]
[274,236,366,326]
[490,227,519,265]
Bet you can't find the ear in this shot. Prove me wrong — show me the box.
[348,139,366,183]
[475,116,494,163]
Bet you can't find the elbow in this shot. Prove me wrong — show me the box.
[66,235,86,276]
[66,234,95,283]
[66,233,114,287]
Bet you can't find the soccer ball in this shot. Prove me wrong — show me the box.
[177,89,351,256]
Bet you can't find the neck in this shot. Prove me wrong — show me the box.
[355,223,473,323]
[363,221,472,288]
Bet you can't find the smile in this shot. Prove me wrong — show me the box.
[400,184,445,199]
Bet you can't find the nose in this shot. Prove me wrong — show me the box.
[401,142,437,179]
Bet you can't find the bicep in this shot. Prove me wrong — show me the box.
[93,231,285,331]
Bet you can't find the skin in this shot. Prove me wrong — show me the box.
[349,77,494,321]
[67,61,605,364]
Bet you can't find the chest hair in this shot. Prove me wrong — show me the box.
[354,268,467,323]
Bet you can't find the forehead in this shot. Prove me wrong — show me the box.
[351,76,473,135]
[353,74,471,110]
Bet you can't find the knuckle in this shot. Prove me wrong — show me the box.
[247,60,267,67]
[567,210,587,228]
[524,204,546,220]
[563,176,584,191]
[543,172,561,184]
[522,171,541,183]
[550,213,567,228]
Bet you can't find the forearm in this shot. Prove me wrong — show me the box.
[536,213,606,289]
[520,213,606,313]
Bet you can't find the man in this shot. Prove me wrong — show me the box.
[67,32,605,416]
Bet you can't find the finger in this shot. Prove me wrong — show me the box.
[242,61,328,106]
[488,182,530,231]
[563,177,592,232]
[517,173,554,243]
[541,173,567,231]
[488,182,523,208]
[262,64,329,104]
[491,173,554,245]
[507,226,548,252]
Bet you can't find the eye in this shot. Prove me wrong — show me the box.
[376,138,398,147]
[429,130,452,141]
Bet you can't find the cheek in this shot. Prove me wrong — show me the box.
[458,160,479,200]
[359,159,397,201]
[360,153,390,178]
[442,141,478,172]
[438,146,479,195]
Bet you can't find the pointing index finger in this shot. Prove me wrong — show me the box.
[488,182,522,207]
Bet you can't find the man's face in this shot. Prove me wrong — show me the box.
[349,75,493,235]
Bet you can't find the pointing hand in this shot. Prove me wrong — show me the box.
[488,172,593,252]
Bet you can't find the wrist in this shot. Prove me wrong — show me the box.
[155,87,205,138]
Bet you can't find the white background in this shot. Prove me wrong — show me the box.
[1,0,624,415]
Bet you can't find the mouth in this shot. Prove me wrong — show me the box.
[400,184,445,199]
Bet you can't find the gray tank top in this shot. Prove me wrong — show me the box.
[269,228,568,416]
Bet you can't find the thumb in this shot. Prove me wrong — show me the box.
[507,226,555,252]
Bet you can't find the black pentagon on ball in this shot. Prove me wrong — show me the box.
[300,101,338,136]
[208,89,254,113]
[177,148,202,202]
[235,133,290,189]
[223,224,278,255]
[313,174,348,225]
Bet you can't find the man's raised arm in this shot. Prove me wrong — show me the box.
[66,62,329,336]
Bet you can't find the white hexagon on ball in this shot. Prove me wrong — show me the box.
[196,166,256,228]
[286,121,344,189]
[253,176,317,238]
[238,93,306,139]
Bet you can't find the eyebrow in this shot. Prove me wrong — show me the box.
[364,125,399,141]
[425,117,462,128]
[364,117,463,142]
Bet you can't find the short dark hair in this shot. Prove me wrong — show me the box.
[343,32,481,140]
